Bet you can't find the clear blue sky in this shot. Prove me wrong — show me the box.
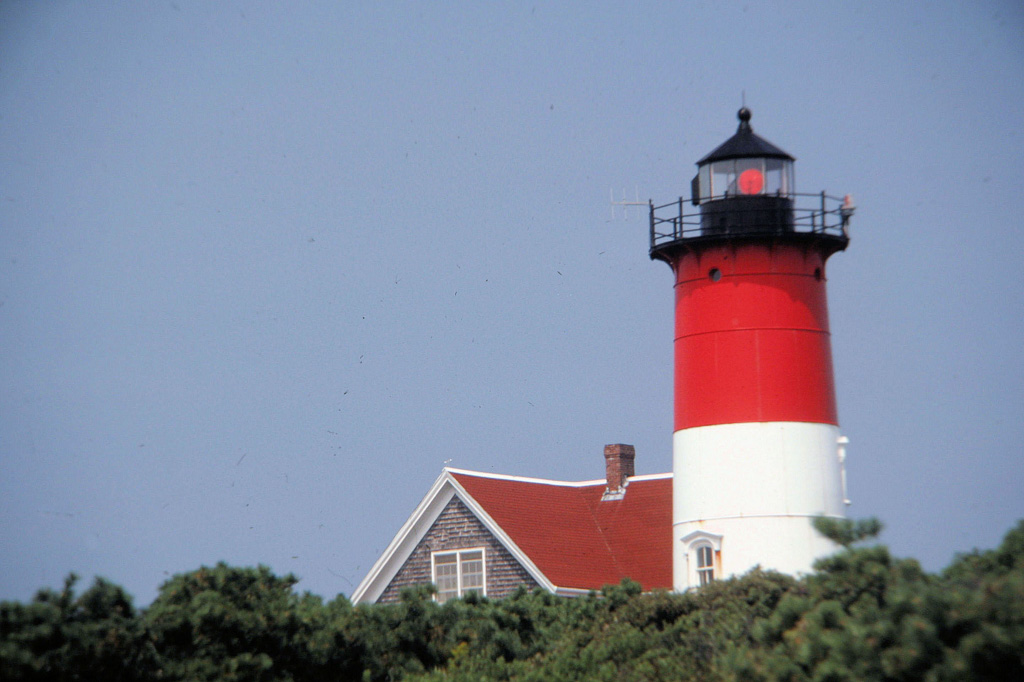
[2,1,1022,605]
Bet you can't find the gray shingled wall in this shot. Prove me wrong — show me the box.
[377,496,540,603]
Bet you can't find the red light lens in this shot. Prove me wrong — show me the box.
[738,168,764,195]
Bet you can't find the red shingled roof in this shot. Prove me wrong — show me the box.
[450,471,672,592]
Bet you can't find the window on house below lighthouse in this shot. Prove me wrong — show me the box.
[432,548,486,603]
[696,544,715,586]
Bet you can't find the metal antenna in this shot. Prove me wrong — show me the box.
[610,186,648,221]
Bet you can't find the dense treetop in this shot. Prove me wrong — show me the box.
[3,519,1022,681]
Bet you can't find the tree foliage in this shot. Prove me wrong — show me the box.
[2,520,1022,681]
[812,516,884,548]
[0,574,157,681]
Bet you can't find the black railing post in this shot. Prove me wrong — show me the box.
[649,201,655,249]
[820,191,827,233]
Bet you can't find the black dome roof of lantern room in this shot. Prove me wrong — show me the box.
[697,108,795,164]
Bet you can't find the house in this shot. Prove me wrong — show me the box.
[351,445,671,604]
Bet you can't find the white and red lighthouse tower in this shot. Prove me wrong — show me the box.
[649,108,855,590]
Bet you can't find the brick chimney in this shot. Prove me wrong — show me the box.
[603,444,635,498]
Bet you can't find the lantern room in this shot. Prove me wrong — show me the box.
[692,107,794,205]
[649,108,852,263]
[693,107,795,236]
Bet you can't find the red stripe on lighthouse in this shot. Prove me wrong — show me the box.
[673,243,839,430]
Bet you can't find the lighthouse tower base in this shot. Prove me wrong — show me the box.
[672,421,846,590]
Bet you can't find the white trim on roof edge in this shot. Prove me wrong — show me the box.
[445,467,671,487]
[350,469,455,604]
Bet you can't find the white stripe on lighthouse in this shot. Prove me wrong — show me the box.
[672,421,846,590]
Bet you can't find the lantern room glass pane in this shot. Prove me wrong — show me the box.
[735,158,764,195]
[711,160,736,199]
[764,158,793,196]
[705,158,793,201]
[698,163,711,202]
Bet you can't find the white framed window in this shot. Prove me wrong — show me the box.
[431,548,486,603]
[680,529,723,589]
[695,544,715,586]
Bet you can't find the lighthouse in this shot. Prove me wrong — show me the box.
[649,108,855,590]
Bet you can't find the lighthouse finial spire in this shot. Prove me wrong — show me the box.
[737,105,752,131]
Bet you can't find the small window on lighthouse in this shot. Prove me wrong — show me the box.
[695,544,715,585]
